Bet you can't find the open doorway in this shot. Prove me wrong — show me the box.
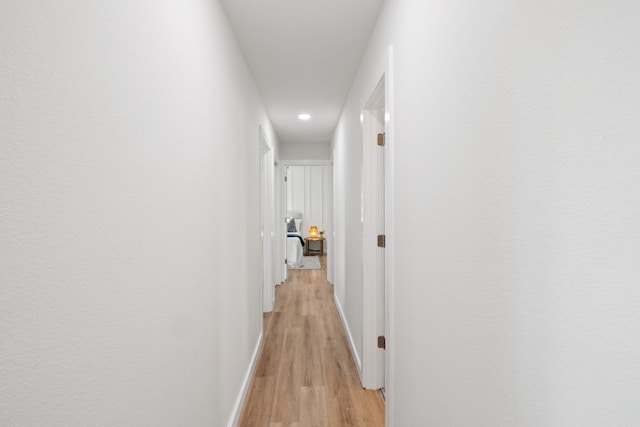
[281,161,333,282]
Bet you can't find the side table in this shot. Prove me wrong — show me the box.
[304,237,325,256]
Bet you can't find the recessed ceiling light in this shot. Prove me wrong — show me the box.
[298,113,311,121]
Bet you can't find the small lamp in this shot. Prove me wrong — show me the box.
[308,225,318,239]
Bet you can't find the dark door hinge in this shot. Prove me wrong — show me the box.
[377,234,386,248]
[377,133,385,146]
[378,335,386,349]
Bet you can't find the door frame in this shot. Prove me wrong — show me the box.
[361,76,385,390]
[260,126,275,312]
[360,49,395,425]
[280,160,333,283]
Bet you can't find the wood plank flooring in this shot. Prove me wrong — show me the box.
[238,256,384,427]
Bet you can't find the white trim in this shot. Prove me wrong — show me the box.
[328,148,335,284]
[384,44,396,427]
[333,293,362,377]
[260,126,275,313]
[275,161,285,285]
[226,332,263,427]
[280,164,288,283]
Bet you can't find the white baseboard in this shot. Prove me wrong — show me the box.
[333,293,362,378]
[227,332,263,427]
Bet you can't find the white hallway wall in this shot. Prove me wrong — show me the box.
[0,1,277,425]
[279,140,331,161]
[333,0,640,425]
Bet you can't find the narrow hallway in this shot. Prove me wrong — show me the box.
[239,256,384,426]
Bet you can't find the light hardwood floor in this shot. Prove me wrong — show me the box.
[238,255,385,427]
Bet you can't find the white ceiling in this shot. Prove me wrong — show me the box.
[220,0,385,146]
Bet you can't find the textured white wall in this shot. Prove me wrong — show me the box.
[334,0,640,425]
[0,1,276,425]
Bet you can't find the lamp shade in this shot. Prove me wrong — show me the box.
[308,225,318,238]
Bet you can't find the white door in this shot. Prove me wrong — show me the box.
[361,76,386,390]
